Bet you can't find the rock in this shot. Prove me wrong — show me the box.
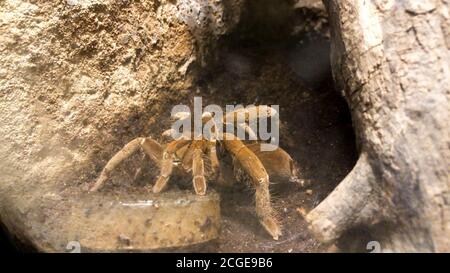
[0,0,200,252]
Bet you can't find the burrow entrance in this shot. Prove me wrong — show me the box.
[186,0,358,252]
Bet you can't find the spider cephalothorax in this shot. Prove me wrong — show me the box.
[89,106,302,240]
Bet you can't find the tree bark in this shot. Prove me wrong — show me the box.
[307,0,450,252]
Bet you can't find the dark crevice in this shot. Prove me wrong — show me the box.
[187,1,358,252]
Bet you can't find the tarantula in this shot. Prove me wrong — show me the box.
[89,106,302,240]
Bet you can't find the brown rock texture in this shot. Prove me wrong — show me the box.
[0,0,208,251]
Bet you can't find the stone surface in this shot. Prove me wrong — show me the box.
[0,0,200,251]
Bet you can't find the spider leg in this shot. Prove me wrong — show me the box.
[180,143,194,172]
[222,133,282,240]
[208,119,220,180]
[192,140,207,195]
[208,140,220,180]
[90,137,151,192]
[152,139,190,193]
[133,137,164,183]
[202,113,220,180]
[140,137,163,167]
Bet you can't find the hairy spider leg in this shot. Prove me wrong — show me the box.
[90,137,163,192]
[152,139,190,193]
[222,133,282,240]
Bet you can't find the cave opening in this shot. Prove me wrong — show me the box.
[190,0,358,252]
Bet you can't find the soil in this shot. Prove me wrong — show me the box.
[156,31,358,253]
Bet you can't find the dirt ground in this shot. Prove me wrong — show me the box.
[201,32,358,253]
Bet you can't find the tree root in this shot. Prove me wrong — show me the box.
[306,153,384,244]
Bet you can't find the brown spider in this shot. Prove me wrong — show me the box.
[89,106,302,240]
